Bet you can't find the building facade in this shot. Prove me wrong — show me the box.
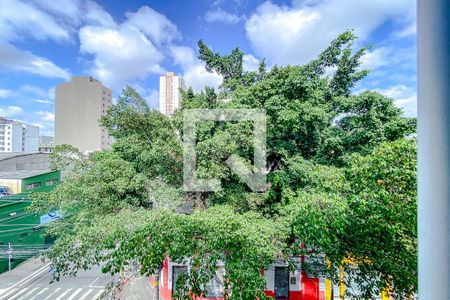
[159,72,184,116]
[0,170,60,194]
[153,257,329,300]
[0,171,60,274]
[0,152,50,172]
[55,76,113,152]
[38,135,54,153]
[153,256,390,300]
[0,118,39,153]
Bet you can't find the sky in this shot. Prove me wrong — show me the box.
[0,0,416,136]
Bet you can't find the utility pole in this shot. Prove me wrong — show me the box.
[7,242,13,272]
[418,1,450,299]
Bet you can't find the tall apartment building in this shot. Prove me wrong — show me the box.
[159,72,184,115]
[55,76,112,152]
[0,118,39,153]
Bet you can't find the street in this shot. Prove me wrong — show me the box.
[0,258,116,299]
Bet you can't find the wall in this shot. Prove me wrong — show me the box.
[55,76,112,152]
[0,179,21,193]
[10,124,23,152]
[0,153,50,172]
[24,125,39,152]
[21,171,60,193]
[157,257,330,300]
[264,259,302,299]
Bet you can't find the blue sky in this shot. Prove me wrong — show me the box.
[0,0,416,136]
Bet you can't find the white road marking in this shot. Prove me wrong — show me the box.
[92,289,105,300]
[66,288,83,300]
[18,287,38,300]
[55,288,72,300]
[29,287,48,300]
[17,265,51,287]
[43,287,61,300]
[0,288,19,300]
[79,288,93,300]
[89,277,99,287]
[0,263,51,296]
[8,287,28,300]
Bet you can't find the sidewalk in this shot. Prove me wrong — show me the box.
[118,276,156,300]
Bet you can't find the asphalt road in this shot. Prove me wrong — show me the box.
[0,258,116,300]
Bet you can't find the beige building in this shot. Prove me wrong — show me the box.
[159,72,184,115]
[55,76,112,152]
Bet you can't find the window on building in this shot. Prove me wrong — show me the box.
[172,266,188,297]
[45,179,58,186]
[26,182,41,190]
[206,266,225,298]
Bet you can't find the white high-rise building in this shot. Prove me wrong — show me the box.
[159,72,184,115]
[55,76,113,152]
[0,118,39,153]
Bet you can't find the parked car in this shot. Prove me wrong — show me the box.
[0,186,12,197]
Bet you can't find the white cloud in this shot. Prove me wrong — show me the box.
[79,5,180,89]
[30,121,53,135]
[393,22,416,39]
[83,1,116,27]
[33,0,115,29]
[125,6,180,44]
[245,0,415,66]
[0,0,70,42]
[205,8,243,24]
[360,47,391,70]
[20,85,48,98]
[391,3,416,40]
[0,106,24,117]
[0,42,71,80]
[79,25,164,89]
[48,87,55,99]
[377,84,416,117]
[243,54,260,72]
[145,89,159,109]
[0,89,13,98]
[170,46,223,92]
[34,111,55,121]
[33,99,53,104]
[212,0,243,6]
[0,0,113,81]
[134,85,160,109]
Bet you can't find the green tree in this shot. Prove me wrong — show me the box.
[31,31,417,299]
[198,40,244,82]
[286,139,417,299]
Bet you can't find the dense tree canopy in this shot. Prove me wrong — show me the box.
[31,31,417,299]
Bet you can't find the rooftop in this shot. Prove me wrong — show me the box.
[0,170,52,180]
[0,193,29,202]
[0,152,49,162]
